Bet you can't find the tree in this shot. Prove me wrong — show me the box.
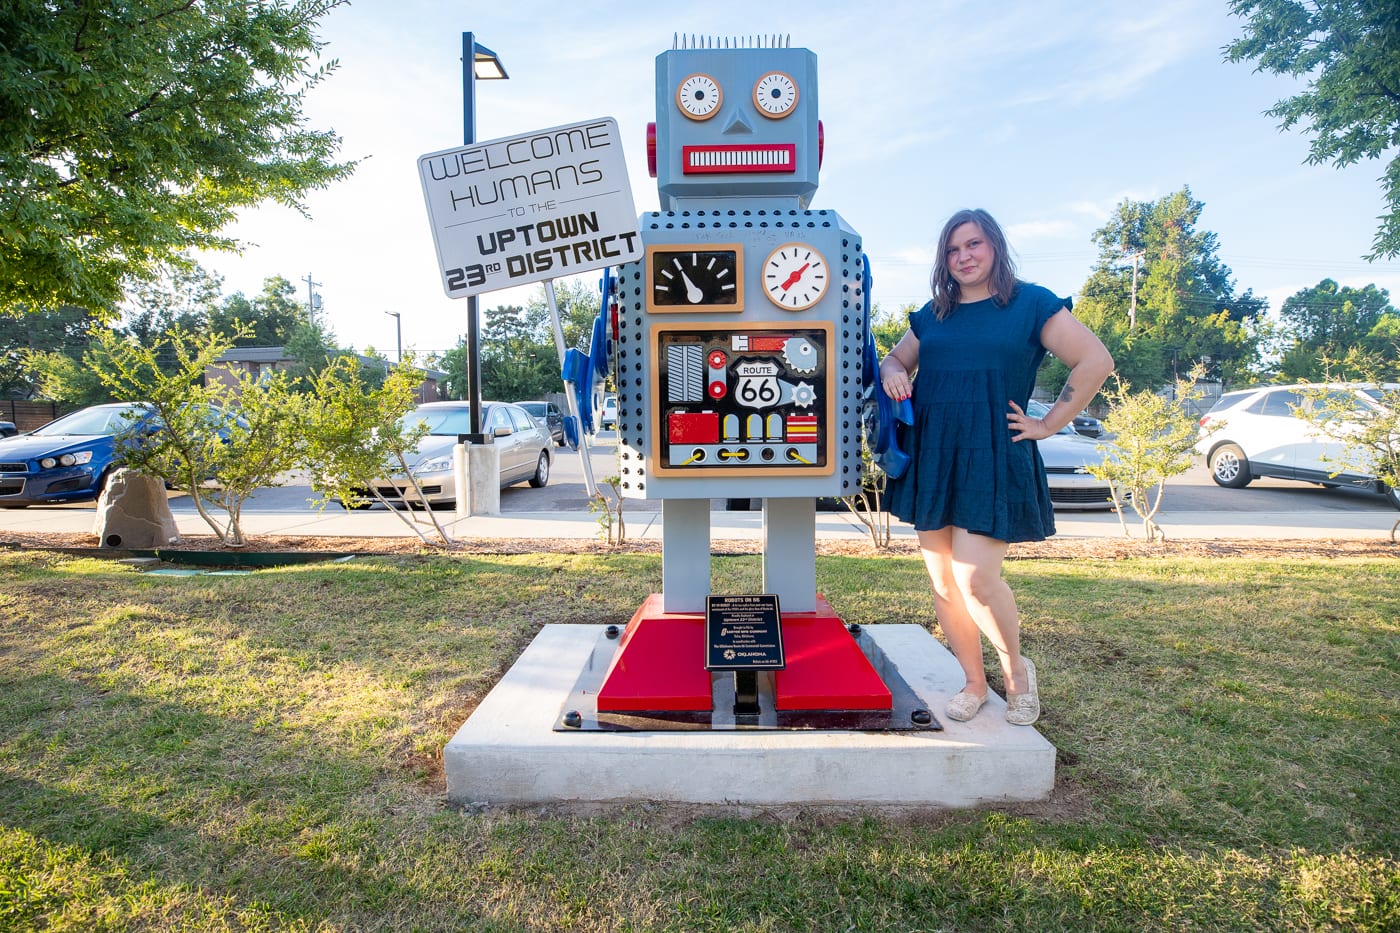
[1276,279,1398,380]
[210,276,309,347]
[1226,1,1400,260]
[1,305,106,398]
[525,277,606,354]
[122,261,224,349]
[1295,376,1400,539]
[302,355,451,546]
[436,338,470,401]
[282,319,361,388]
[88,325,306,547]
[1088,369,1219,543]
[1065,188,1267,393]
[871,303,913,357]
[29,346,113,408]
[0,0,355,315]
[480,304,556,401]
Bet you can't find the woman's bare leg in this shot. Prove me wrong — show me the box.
[918,527,989,697]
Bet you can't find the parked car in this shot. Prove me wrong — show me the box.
[0,420,17,438]
[362,401,552,508]
[1027,400,1123,510]
[1068,411,1104,438]
[598,394,618,431]
[519,400,565,447]
[0,403,155,507]
[1196,383,1399,508]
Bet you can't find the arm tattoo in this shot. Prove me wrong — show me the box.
[1057,384,1076,404]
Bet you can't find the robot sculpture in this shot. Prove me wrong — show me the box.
[589,36,896,720]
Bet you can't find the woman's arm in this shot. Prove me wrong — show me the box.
[878,328,920,401]
[1007,309,1114,441]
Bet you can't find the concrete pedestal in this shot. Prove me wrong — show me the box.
[465,443,500,516]
[445,624,1055,808]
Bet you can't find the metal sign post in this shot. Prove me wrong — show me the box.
[542,278,597,497]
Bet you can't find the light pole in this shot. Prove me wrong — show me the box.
[462,32,509,443]
[384,310,402,363]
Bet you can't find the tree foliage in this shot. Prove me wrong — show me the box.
[1275,279,1399,380]
[870,303,913,357]
[1089,369,1218,543]
[0,0,356,314]
[1295,374,1400,539]
[1065,188,1267,394]
[301,355,450,546]
[1226,0,1400,259]
[437,278,608,401]
[209,275,310,347]
[89,325,305,547]
[1,305,106,398]
[121,261,225,349]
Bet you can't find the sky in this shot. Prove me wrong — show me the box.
[194,0,1400,362]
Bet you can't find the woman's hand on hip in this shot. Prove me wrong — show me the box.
[1006,401,1054,441]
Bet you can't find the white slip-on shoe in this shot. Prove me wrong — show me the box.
[1005,656,1040,726]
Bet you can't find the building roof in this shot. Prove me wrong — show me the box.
[213,346,445,380]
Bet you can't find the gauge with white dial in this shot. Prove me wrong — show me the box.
[762,243,828,310]
[676,73,722,120]
[753,71,798,118]
[647,245,744,312]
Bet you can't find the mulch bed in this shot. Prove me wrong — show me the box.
[3,530,1396,561]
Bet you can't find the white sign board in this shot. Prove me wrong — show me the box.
[418,117,642,298]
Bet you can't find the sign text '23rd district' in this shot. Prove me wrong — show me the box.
[448,212,639,291]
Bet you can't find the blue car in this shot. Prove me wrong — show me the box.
[0,403,156,507]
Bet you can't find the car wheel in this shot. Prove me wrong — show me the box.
[528,452,550,488]
[1384,484,1400,511]
[0,502,29,509]
[1209,443,1252,488]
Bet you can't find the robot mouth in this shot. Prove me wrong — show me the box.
[682,144,796,174]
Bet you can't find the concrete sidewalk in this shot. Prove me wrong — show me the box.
[1,500,1396,541]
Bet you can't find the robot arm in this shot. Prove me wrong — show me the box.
[859,255,912,480]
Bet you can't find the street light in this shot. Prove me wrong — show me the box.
[384,310,402,363]
[462,32,509,444]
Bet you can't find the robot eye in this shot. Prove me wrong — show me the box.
[676,73,722,121]
[753,72,798,119]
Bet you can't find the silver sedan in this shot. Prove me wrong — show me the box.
[368,401,552,507]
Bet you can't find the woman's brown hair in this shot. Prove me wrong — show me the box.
[929,208,1019,319]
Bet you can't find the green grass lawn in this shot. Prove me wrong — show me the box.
[1,548,1396,931]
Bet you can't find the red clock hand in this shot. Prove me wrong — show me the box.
[780,263,810,291]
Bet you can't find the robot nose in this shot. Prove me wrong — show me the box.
[721,112,755,136]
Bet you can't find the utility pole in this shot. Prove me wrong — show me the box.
[301,273,321,328]
[1127,250,1141,331]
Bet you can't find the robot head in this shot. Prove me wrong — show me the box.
[650,40,820,208]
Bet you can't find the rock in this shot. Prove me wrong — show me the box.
[92,469,180,548]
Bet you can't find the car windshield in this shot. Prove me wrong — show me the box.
[32,405,148,437]
[519,403,545,416]
[403,406,476,436]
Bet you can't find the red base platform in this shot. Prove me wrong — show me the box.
[595,593,891,713]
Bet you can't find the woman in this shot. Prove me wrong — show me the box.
[879,209,1113,725]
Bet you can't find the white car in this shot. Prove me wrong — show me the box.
[598,394,618,431]
[1195,383,1399,509]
